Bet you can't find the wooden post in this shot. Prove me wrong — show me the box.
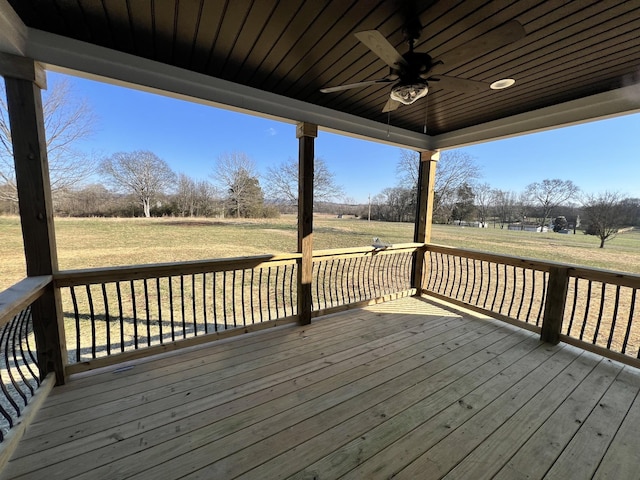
[412,150,439,293]
[541,266,569,345]
[296,122,317,325]
[1,52,67,384]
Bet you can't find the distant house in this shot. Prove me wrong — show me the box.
[507,223,549,232]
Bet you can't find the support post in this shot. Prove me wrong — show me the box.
[2,52,67,384]
[541,267,569,345]
[296,122,317,325]
[412,150,439,293]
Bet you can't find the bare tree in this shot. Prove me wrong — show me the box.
[396,149,481,223]
[211,151,264,218]
[0,78,97,202]
[100,150,176,217]
[473,183,493,226]
[265,157,344,205]
[525,179,579,228]
[581,191,628,248]
[492,189,518,228]
[175,173,219,217]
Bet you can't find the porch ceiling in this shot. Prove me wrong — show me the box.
[3,1,640,149]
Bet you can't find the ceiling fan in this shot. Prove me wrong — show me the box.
[320,18,525,113]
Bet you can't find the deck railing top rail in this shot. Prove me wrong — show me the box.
[54,253,302,287]
[427,243,640,288]
[312,243,423,261]
[0,275,51,328]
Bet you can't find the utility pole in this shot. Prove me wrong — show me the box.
[368,193,371,222]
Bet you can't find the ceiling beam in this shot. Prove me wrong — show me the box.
[25,29,432,151]
[0,0,27,56]
[432,85,640,149]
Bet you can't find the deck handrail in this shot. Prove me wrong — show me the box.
[0,277,49,443]
[53,246,418,374]
[0,276,51,329]
[423,243,640,366]
[54,254,302,287]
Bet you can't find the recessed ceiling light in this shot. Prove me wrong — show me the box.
[490,78,516,90]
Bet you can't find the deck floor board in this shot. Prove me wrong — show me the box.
[2,296,640,480]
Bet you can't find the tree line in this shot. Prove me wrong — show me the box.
[370,150,640,248]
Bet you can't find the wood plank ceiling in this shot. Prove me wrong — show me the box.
[8,0,640,136]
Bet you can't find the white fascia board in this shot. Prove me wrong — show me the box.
[0,0,27,55]
[26,29,432,151]
[433,85,640,150]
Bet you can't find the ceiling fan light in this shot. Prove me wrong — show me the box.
[390,83,429,105]
[490,78,516,90]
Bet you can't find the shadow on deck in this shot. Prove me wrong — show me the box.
[2,296,639,479]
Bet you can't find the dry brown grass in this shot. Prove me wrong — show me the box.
[2,215,639,291]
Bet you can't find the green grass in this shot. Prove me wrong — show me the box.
[1,215,639,291]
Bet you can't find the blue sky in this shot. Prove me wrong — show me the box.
[64,71,640,204]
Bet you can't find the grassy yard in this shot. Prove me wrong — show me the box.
[1,215,639,291]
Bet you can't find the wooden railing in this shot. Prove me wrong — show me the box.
[423,244,640,366]
[0,276,55,444]
[55,254,301,373]
[311,244,418,314]
[54,245,420,374]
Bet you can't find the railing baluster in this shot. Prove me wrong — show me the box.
[242,269,247,326]
[116,282,125,351]
[101,283,111,355]
[143,279,151,346]
[169,276,176,340]
[289,264,295,315]
[130,280,138,349]
[157,278,163,343]
[579,280,592,340]
[592,283,607,344]
[499,264,507,314]
[266,267,272,321]
[490,262,499,311]
[258,269,263,323]
[212,272,218,332]
[223,271,229,328]
[203,273,208,334]
[482,261,491,308]
[469,259,478,304]
[0,323,19,418]
[70,286,81,362]
[250,269,256,324]
[191,274,197,335]
[462,257,470,300]
[516,267,526,320]
[180,276,186,338]
[622,289,636,355]
[526,270,537,324]
[86,284,96,358]
[566,277,579,335]
[507,266,516,317]
[449,254,457,298]
[17,309,39,390]
[606,285,621,350]
[6,316,27,405]
[232,270,238,327]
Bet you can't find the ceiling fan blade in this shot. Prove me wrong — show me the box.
[382,98,402,113]
[320,78,393,93]
[428,75,486,92]
[432,20,525,73]
[354,30,408,69]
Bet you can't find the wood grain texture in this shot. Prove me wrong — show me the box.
[2,296,639,480]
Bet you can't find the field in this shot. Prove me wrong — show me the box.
[1,215,639,291]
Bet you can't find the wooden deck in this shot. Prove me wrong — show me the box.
[3,296,640,480]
